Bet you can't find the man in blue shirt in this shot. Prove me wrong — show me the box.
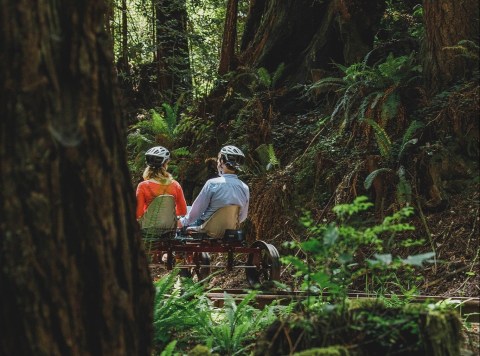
[180,145,249,227]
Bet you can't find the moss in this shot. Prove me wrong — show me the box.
[187,344,212,356]
[293,345,350,356]
[255,300,463,356]
[421,309,463,356]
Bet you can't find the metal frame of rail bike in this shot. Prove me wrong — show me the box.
[145,230,281,288]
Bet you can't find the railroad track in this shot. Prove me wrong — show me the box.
[206,289,480,322]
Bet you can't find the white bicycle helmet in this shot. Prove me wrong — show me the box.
[219,145,245,168]
[145,146,171,167]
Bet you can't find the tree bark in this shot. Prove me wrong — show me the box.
[422,0,479,93]
[219,0,239,75]
[105,0,115,40]
[240,0,385,83]
[119,0,130,75]
[240,0,267,51]
[0,1,153,355]
[155,0,192,104]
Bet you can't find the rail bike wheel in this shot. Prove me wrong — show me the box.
[179,252,211,281]
[192,252,211,282]
[245,240,281,288]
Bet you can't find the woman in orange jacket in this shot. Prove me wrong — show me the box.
[136,146,187,220]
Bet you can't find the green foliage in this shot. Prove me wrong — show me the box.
[293,345,350,356]
[283,197,433,301]
[160,340,178,356]
[305,52,421,132]
[174,114,215,146]
[253,143,280,172]
[364,168,392,190]
[363,119,424,205]
[380,1,424,41]
[127,102,191,178]
[153,270,208,350]
[366,119,392,158]
[444,40,480,62]
[255,63,285,90]
[153,273,288,355]
[194,291,280,355]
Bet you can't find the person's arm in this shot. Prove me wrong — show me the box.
[174,181,187,216]
[135,184,146,220]
[181,182,211,226]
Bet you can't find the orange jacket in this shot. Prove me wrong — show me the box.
[136,179,187,219]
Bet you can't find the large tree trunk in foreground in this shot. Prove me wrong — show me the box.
[422,0,479,94]
[0,1,153,355]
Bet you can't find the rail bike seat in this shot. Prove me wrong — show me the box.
[139,194,177,240]
[185,205,242,240]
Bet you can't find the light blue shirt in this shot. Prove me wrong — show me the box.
[180,174,249,226]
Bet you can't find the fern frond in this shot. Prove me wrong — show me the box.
[257,67,271,88]
[267,144,279,167]
[366,119,392,158]
[444,40,479,60]
[149,109,170,135]
[160,340,177,356]
[359,92,382,121]
[364,168,393,190]
[272,62,285,88]
[401,120,424,146]
[381,90,400,127]
[172,146,190,157]
[398,120,423,160]
[161,103,178,133]
[307,77,345,92]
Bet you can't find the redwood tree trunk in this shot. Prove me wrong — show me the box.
[0,1,153,355]
[219,0,239,75]
[240,0,266,51]
[422,0,479,93]
[155,0,192,103]
[240,0,385,83]
[119,0,130,74]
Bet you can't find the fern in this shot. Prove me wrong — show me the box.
[194,291,279,356]
[358,91,382,121]
[366,119,392,158]
[271,62,285,88]
[172,146,190,157]
[398,120,423,160]
[381,91,400,127]
[257,67,271,88]
[161,102,179,134]
[444,40,480,61]
[254,143,279,172]
[153,272,208,349]
[148,109,170,135]
[364,168,393,190]
[267,144,279,169]
[159,340,177,356]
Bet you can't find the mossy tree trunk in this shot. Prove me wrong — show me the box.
[0,1,153,355]
[422,0,479,94]
[240,0,385,83]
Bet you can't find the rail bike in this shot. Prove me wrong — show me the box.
[141,195,281,288]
